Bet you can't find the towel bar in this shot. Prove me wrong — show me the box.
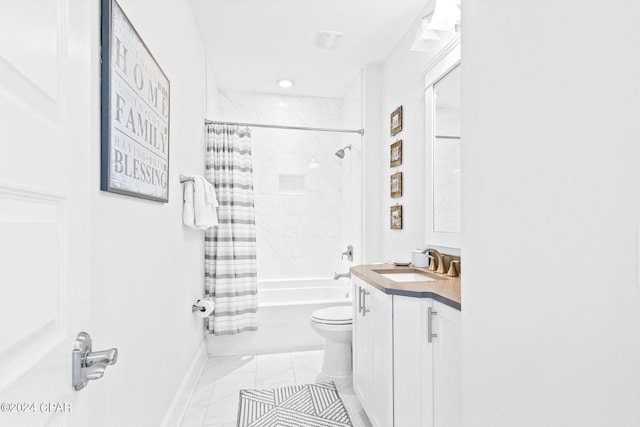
[180,174,194,183]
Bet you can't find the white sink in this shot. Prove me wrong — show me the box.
[380,273,437,282]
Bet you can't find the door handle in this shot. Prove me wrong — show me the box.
[358,286,363,314]
[72,332,118,391]
[428,307,438,343]
[362,290,370,316]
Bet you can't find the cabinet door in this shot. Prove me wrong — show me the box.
[394,296,434,427]
[369,285,393,427]
[352,277,372,412]
[432,301,462,427]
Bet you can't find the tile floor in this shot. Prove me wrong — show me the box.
[179,350,372,427]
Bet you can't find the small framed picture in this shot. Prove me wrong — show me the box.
[390,172,402,198]
[390,106,403,136]
[390,140,402,167]
[390,205,403,230]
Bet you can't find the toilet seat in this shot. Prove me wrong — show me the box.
[311,306,352,325]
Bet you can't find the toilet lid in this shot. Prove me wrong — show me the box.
[312,306,352,325]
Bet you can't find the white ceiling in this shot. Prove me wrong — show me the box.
[190,0,431,98]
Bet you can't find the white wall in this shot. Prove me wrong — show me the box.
[90,1,207,425]
[379,7,457,261]
[205,56,221,119]
[462,1,640,426]
[361,64,384,263]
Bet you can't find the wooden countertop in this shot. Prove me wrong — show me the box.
[350,264,461,310]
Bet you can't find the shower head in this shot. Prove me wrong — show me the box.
[335,145,352,159]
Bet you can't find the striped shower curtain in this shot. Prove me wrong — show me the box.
[204,124,258,335]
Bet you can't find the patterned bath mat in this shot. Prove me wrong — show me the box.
[237,381,353,427]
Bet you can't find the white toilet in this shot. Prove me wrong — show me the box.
[310,305,353,381]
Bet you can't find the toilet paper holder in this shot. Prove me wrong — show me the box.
[192,298,215,317]
[192,300,206,312]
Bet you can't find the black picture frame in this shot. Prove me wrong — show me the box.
[100,0,171,202]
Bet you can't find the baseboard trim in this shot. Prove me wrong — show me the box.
[159,338,208,427]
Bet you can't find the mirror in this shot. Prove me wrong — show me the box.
[425,43,461,248]
[433,65,461,233]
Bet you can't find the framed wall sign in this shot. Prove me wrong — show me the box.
[390,106,403,136]
[101,0,171,202]
[390,140,402,167]
[390,172,402,198]
[390,205,403,230]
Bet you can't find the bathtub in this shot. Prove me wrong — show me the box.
[206,278,352,356]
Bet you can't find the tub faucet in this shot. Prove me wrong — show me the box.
[341,245,353,262]
[334,271,351,280]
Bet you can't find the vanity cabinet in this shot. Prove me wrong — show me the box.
[394,296,462,427]
[352,275,393,427]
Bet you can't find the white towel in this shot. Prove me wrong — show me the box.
[200,176,219,227]
[183,175,219,229]
[182,180,197,229]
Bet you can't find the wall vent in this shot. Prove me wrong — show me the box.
[314,30,346,50]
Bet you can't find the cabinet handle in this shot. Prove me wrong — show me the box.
[358,287,363,314]
[428,306,438,343]
[362,290,370,316]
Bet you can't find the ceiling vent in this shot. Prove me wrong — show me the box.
[314,30,346,50]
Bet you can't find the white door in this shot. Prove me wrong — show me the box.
[352,277,372,412]
[432,301,462,427]
[369,286,393,427]
[353,277,394,427]
[0,0,95,425]
[394,296,434,427]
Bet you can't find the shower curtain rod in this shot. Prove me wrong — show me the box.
[205,119,365,135]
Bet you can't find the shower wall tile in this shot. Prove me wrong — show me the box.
[253,195,282,217]
[216,90,346,280]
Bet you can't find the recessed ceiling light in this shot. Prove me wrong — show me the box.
[277,79,294,88]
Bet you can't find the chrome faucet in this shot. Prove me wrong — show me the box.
[426,249,446,274]
[334,271,351,280]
